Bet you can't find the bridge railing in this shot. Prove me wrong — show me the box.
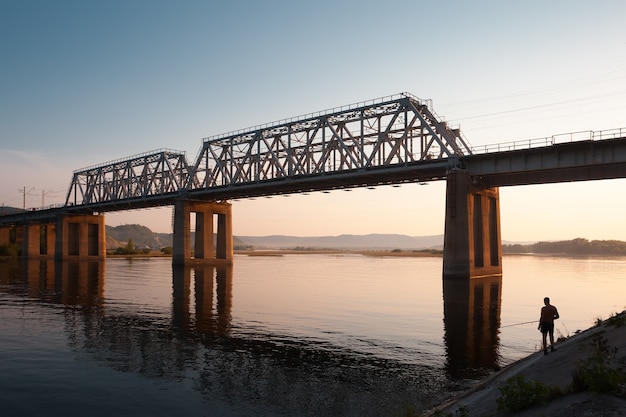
[72,148,188,172]
[34,203,65,211]
[591,127,626,140]
[470,127,626,154]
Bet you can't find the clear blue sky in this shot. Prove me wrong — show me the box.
[1,1,626,241]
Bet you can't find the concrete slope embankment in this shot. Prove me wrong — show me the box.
[427,312,626,417]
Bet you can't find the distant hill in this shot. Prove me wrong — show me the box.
[504,237,626,256]
[106,224,172,250]
[106,224,248,250]
[236,234,444,250]
[105,225,445,251]
[100,225,541,251]
[0,206,25,215]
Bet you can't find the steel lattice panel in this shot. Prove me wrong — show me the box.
[65,150,194,206]
[192,93,471,190]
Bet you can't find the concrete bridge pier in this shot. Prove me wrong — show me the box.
[42,224,55,256]
[443,169,502,279]
[22,223,42,257]
[19,223,55,257]
[172,200,233,266]
[54,214,106,261]
[0,226,12,247]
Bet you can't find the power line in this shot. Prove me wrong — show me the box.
[449,89,626,123]
[445,69,626,109]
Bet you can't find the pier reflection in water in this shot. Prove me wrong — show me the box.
[443,275,502,378]
[172,264,233,336]
[22,258,105,307]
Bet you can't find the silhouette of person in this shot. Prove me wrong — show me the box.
[538,296,560,355]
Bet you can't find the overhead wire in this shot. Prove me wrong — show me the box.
[449,89,626,123]
[440,69,626,134]
[445,69,626,109]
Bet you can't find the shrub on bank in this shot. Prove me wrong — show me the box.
[572,331,625,394]
[606,311,626,328]
[496,375,557,413]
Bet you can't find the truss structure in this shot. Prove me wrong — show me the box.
[62,93,473,208]
[192,93,471,190]
[65,149,194,206]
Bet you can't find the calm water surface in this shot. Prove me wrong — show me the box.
[0,254,624,416]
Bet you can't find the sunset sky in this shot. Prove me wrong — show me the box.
[1,1,625,242]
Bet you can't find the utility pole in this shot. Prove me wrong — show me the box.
[41,189,57,208]
[18,187,36,210]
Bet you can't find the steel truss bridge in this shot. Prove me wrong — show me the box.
[2,92,626,224]
[61,93,470,213]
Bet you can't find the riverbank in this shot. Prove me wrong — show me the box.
[425,311,626,416]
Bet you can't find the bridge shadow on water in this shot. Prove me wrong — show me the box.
[0,258,504,415]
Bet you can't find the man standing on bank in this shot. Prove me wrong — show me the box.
[538,297,560,355]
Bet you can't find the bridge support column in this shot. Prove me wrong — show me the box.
[55,214,106,261]
[173,200,233,266]
[22,224,41,257]
[0,227,11,246]
[44,224,55,256]
[20,223,56,257]
[443,170,502,278]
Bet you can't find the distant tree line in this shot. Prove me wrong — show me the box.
[113,239,151,255]
[503,238,626,256]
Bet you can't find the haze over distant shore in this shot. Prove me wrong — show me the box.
[99,224,626,256]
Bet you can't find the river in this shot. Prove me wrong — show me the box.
[0,254,624,416]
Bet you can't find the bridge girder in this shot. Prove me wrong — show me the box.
[464,137,626,187]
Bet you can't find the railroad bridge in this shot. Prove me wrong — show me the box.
[2,93,626,278]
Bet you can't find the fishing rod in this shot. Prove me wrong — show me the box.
[500,320,537,328]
